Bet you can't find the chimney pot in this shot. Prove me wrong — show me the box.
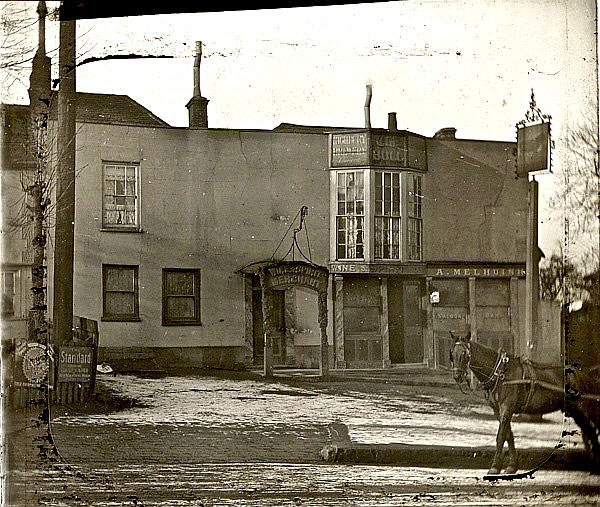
[364,84,372,129]
[187,40,208,128]
[388,112,397,131]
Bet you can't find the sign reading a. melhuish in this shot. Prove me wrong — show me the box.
[58,346,93,383]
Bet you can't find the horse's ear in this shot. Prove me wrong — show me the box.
[449,331,455,341]
[464,332,471,342]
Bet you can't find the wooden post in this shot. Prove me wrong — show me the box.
[525,178,539,360]
[318,289,329,378]
[53,19,76,346]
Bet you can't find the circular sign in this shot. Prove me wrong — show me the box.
[21,343,49,384]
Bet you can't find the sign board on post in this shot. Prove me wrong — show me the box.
[516,122,550,177]
[58,346,93,383]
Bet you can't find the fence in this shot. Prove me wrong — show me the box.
[8,316,99,408]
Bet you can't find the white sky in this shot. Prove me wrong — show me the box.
[3,0,598,261]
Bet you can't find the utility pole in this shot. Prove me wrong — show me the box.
[52,15,76,345]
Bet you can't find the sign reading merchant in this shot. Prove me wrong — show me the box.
[330,129,427,172]
[264,262,328,292]
[58,346,93,383]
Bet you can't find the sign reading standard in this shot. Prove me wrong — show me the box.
[58,346,93,383]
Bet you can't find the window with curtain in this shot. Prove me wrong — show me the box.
[103,163,139,229]
[375,171,401,259]
[336,171,364,259]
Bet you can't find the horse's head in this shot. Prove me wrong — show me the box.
[449,331,471,384]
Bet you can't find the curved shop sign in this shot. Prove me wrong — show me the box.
[264,262,328,292]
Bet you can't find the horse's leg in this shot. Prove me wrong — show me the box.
[503,423,518,474]
[489,408,510,475]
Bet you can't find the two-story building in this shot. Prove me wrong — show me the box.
[2,44,530,372]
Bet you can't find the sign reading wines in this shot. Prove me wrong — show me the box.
[58,346,93,382]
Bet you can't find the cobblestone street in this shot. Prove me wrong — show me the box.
[5,372,600,505]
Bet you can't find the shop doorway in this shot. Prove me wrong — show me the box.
[388,278,423,364]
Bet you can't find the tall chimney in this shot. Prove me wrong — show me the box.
[186,41,209,128]
[388,112,397,131]
[364,84,372,129]
[28,1,51,111]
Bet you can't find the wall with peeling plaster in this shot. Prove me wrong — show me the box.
[65,122,329,368]
[424,139,527,263]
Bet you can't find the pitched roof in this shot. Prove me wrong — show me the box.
[48,92,170,127]
[273,122,358,134]
[2,93,169,170]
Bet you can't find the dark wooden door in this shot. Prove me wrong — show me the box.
[402,281,423,363]
[388,279,404,363]
[252,288,264,364]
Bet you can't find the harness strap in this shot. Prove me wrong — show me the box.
[520,359,537,412]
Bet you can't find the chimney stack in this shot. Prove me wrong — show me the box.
[28,1,51,111]
[364,84,372,129]
[186,41,209,128]
[388,112,397,131]
[433,127,457,140]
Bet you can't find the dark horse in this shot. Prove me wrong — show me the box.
[449,331,565,475]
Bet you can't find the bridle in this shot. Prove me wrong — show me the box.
[451,339,510,396]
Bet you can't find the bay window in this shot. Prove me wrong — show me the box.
[375,171,401,259]
[407,174,423,261]
[332,169,424,262]
[336,171,364,259]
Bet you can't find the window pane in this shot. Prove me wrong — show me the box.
[166,297,196,319]
[105,268,134,291]
[166,272,195,295]
[105,292,135,315]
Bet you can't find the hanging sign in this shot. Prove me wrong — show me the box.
[516,121,551,177]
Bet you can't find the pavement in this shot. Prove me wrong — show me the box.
[3,366,598,505]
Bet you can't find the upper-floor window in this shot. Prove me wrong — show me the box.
[336,171,364,259]
[1,271,15,317]
[103,163,139,229]
[407,174,423,261]
[375,171,401,259]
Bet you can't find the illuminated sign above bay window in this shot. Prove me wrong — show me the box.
[330,129,428,172]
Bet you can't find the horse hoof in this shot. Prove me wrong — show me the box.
[487,467,500,475]
[504,466,517,475]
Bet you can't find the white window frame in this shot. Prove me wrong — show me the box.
[407,173,423,261]
[374,170,402,260]
[102,162,140,230]
[335,170,365,260]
